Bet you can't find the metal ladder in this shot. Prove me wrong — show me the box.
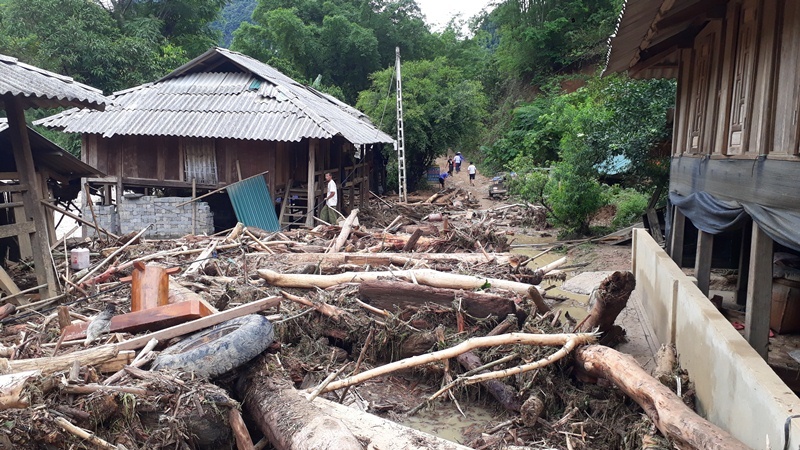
[395,47,407,203]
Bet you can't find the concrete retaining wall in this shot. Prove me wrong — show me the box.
[84,196,214,239]
[633,229,800,448]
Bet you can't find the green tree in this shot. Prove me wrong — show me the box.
[488,0,622,82]
[213,0,257,47]
[500,75,675,234]
[0,0,179,93]
[232,0,437,102]
[357,57,487,190]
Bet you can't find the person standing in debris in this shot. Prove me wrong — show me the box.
[320,172,339,224]
[454,152,462,173]
[447,157,454,175]
[439,171,449,189]
[467,161,477,186]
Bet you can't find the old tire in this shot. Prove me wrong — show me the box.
[152,314,274,378]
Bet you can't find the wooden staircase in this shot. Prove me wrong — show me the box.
[278,181,311,229]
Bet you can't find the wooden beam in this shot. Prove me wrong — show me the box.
[745,223,773,360]
[694,230,713,296]
[61,299,216,341]
[118,296,281,351]
[656,0,727,29]
[3,95,57,299]
[306,139,318,227]
[0,265,20,297]
[0,184,27,193]
[39,200,119,240]
[0,221,35,240]
[736,219,752,307]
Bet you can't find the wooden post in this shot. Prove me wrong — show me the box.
[3,95,57,299]
[306,139,318,228]
[694,230,713,296]
[669,206,686,267]
[745,222,773,360]
[192,178,196,235]
[84,183,107,242]
[736,219,752,306]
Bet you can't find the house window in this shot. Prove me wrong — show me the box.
[182,138,218,185]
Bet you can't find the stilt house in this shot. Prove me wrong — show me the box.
[606,0,800,358]
[38,47,395,235]
[1,54,108,299]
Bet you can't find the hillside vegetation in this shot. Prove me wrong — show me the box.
[0,0,676,235]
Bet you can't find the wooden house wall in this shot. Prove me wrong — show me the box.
[83,134,356,204]
[670,0,800,209]
[673,0,800,158]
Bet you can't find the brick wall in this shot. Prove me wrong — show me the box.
[84,196,214,238]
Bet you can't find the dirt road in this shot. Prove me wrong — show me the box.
[435,156,497,210]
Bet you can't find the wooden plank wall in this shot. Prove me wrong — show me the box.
[674,0,800,160]
[86,135,351,203]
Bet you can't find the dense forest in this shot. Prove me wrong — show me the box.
[0,0,676,236]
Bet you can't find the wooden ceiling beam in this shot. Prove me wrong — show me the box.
[656,0,727,29]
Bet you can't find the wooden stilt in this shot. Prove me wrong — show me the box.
[745,222,772,360]
[695,230,713,296]
[669,206,686,267]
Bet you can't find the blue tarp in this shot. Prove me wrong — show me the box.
[670,191,800,252]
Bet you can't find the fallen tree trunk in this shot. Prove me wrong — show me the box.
[2,345,119,374]
[576,271,635,343]
[250,252,512,267]
[456,351,521,412]
[370,232,438,252]
[329,209,359,253]
[241,365,471,450]
[575,345,748,450]
[0,370,39,410]
[259,268,545,296]
[359,279,520,319]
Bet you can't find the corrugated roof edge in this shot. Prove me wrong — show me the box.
[0,54,103,94]
[602,0,629,76]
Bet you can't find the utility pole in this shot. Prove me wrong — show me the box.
[395,47,407,203]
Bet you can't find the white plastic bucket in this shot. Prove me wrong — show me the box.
[70,248,90,270]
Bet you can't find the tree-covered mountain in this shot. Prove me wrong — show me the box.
[213,0,257,47]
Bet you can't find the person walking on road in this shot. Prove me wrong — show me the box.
[467,161,477,186]
[447,157,454,175]
[320,172,339,224]
[454,152,462,173]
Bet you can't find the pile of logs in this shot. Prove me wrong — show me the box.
[0,197,748,449]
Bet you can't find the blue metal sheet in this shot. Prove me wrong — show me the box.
[226,174,280,231]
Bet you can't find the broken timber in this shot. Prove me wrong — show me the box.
[241,364,474,450]
[358,279,520,319]
[259,268,545,296]
[576,345,748,450]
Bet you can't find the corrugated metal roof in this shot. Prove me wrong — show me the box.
[0,119,103,179]
[0,54,109,110]
[36,48,394,145]
[226,174,280,232]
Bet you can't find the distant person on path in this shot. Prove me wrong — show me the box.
[447,157,454,175]
[439,171,449,189]
[467,162,476,186]
[320,172,339,224]
[454,152,462,173]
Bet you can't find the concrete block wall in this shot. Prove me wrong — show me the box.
[82,205,120,236]
[84,197,213,239]
[632,229,800,448]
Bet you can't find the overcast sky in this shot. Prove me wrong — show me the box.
[415,0,494,31]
